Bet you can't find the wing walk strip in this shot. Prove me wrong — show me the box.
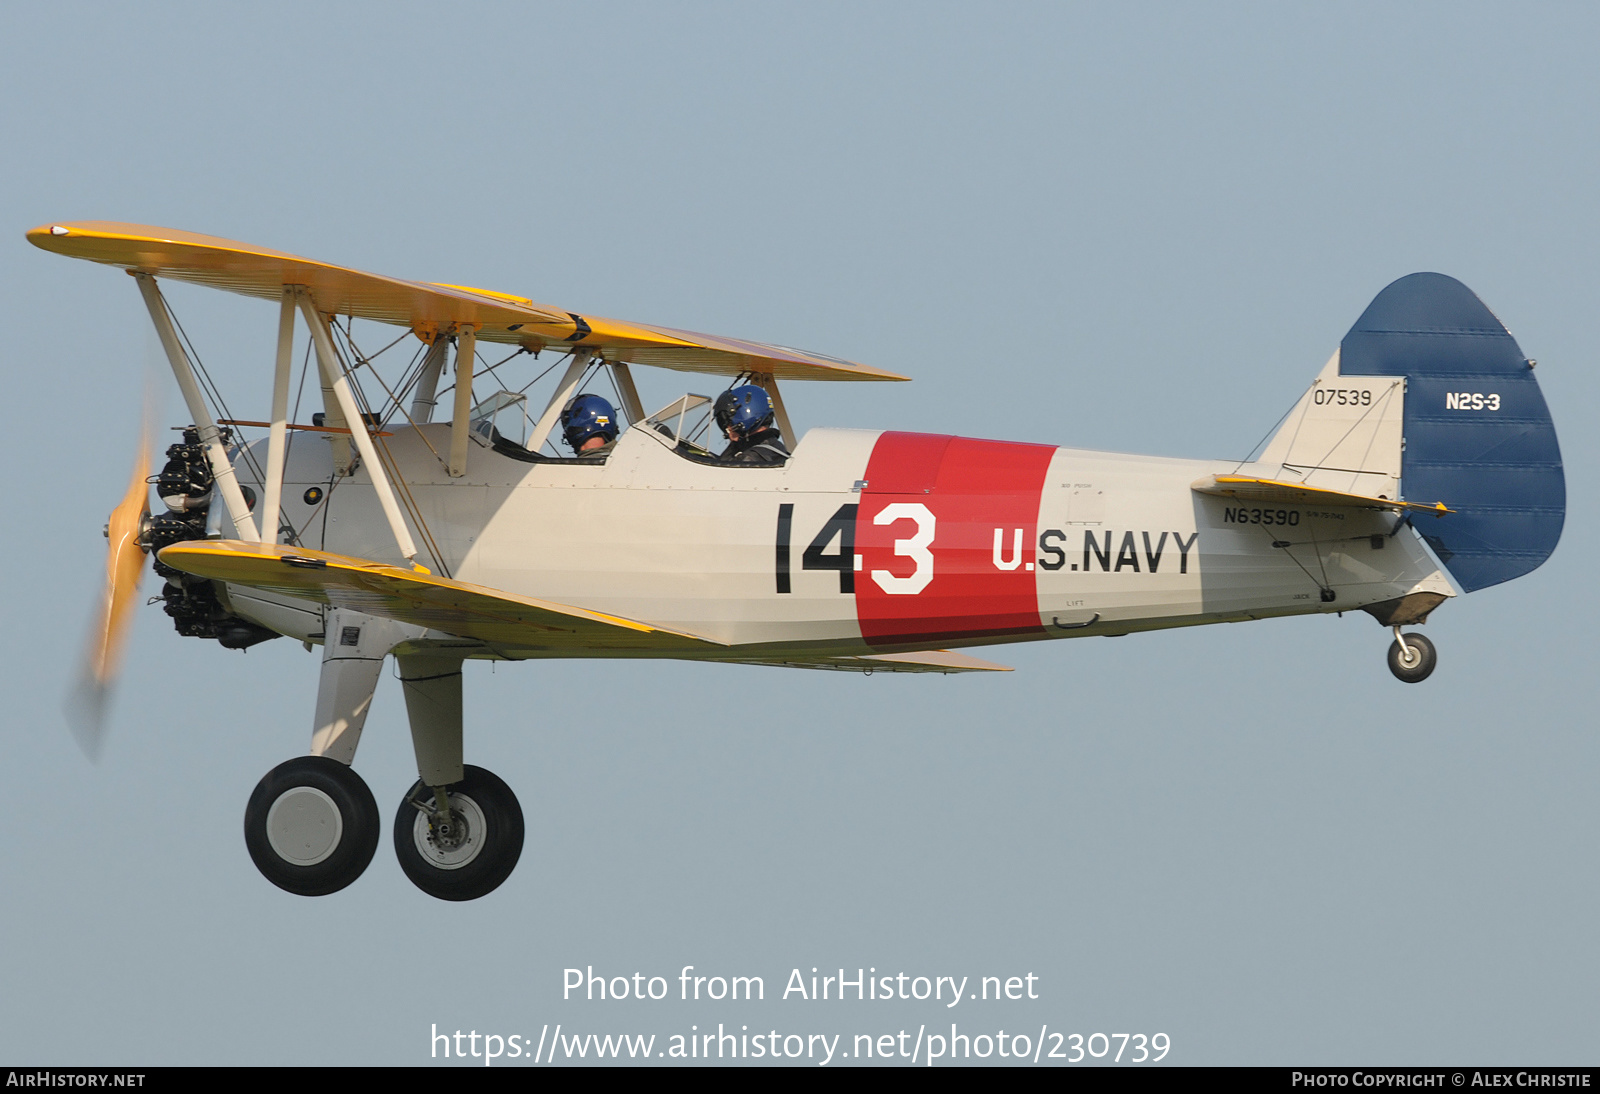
[1192,475,1452,515]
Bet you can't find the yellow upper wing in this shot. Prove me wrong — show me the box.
[27,221,907,383]
[158,540,726,653]
[1193,475,1451,514]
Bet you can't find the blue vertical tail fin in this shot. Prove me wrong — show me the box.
[1339,273,1564,592]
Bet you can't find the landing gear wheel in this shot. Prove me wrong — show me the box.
[394,765,524,901]
[1387,632,1437,683]
[244,756,380,896]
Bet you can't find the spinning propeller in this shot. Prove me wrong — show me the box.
[66,423,153,759]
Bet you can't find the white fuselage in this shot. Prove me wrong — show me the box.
[216,422,1453,660]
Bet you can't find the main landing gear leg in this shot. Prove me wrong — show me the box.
[243,609,420,896]
[393,652,524,901]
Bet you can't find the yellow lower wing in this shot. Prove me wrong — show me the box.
[158,541,725,652]
[1192,475,1451,515]
[718,650,1013,674]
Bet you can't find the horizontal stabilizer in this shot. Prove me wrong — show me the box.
[157,541,725,652]
[1193,475,1451,515]
[27,222,906,383]
[727,650,1013,674]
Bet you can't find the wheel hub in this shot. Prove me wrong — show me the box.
[433,813,467,853]
[265,786,343,866]
[412,792,487,870]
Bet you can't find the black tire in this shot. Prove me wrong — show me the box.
[394,765,524,901]
[1387,632,1437,683]
[244,756,380,896]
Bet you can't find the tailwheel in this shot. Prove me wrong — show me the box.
[244,756,380,896]
[1387,630,1437,684]
[394,765,524,901]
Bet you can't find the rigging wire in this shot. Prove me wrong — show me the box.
[1230,395,1299,473]
[1350,384,1402,491]
[1296,380,1402,492]
[513,353,565,397]
[468,342,530,401]
[379,341,434,424]
[341,365,447,571]
[1269,528,1331,593]
[467,343,536,444]
[329,324,448,470]
[337,325,412,371]
[161,290,257,474]
[333,317,419,418]
[326,324,450,573]
[488,345,527,370]
[157,288,290,539]
[432,346,597,457]
[1305,516,1333,591]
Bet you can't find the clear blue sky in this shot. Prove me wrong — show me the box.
[3,1,1596,1065]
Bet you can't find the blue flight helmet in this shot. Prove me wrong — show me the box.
[559,393,618,451]
[714,384,776,436]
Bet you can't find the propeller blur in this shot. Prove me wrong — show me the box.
[67,422,152,760]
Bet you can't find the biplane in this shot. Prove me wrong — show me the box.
[31,222,1565,901]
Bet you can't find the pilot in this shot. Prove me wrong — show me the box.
[559,393,619,456]
[714,384,789,465]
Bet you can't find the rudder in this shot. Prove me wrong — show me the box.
[1339,273,1564,592]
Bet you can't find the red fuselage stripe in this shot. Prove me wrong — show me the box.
[855,432,1056,647]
